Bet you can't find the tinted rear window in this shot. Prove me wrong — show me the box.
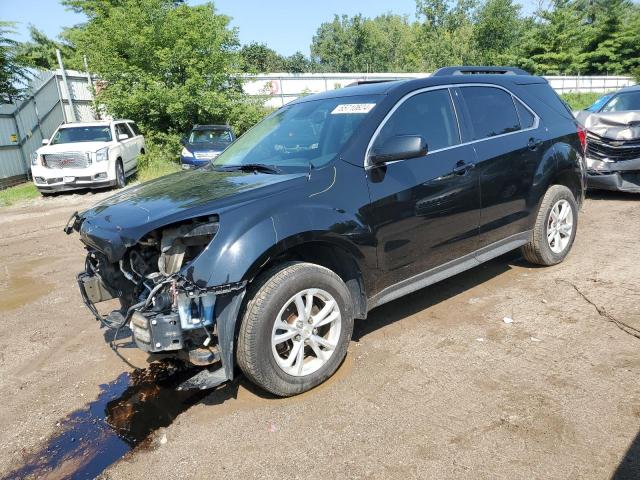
[460,86,520,140]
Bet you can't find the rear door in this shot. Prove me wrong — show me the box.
[114,123,136,172]
[456,85,542,249]
[364,87,481,291]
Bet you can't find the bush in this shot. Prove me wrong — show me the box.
[560,92,604,111]
[136,130,182,182]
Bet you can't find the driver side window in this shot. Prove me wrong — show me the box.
[374,89,460,153]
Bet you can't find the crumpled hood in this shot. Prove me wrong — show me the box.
[78,168,307,261]
[577,110,640,140]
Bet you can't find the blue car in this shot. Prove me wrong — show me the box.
[180,124,235,169]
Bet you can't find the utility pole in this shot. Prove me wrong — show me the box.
[56,49,77,122]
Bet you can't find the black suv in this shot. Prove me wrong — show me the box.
[69,66,586,396]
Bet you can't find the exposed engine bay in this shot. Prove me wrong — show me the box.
[74,215,243,383]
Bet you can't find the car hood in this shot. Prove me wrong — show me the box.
[576,110,640,140]
[39,141,111,154]
[78,168,307,261]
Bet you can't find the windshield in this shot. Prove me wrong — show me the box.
[210,95,381,172]
[189,129,233,145]
[586,94,612,112]
[601,91,640,113]
[51,126,112,144]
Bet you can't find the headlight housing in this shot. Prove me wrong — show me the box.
[31,152,39,166]
[181,147,193,158]
[95,147,109,162]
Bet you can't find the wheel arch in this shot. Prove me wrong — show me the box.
[244,236,368,320]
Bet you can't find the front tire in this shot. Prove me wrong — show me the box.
[521,185,578,266]
[237,262,354,397]
[115,160,125,189]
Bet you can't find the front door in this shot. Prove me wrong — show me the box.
[364,88,481,292]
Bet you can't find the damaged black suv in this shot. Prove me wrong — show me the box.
[68,66,586,396]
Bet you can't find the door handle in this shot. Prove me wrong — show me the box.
[528,138,543,150]
[452,160,475,175]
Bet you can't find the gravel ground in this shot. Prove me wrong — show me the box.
[0,189,639,479]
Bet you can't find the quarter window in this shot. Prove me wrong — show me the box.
[515,99,535,129]
[460,86,520,140]
[373,89,460,153]
[128,122,142,136]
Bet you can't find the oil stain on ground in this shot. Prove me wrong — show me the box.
[3,362,214,480]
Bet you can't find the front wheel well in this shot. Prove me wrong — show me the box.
[250,241,367,319]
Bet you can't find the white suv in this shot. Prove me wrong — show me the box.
[31,120,145,194]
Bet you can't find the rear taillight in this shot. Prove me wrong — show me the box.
[577,125,587,153]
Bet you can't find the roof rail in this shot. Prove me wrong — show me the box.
[345,79,399,87]
[432,66,531,77]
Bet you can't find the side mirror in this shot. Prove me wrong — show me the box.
[180,137,187,146]
[369,135,427,165]
[118,133,129,141]
[42,138,49,145]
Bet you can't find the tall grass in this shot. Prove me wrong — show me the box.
[560,92,608,111]
[136,131,182,183]
[0,182,39,207]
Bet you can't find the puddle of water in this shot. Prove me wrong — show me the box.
[0,258,55,312]
[3,361,213,480]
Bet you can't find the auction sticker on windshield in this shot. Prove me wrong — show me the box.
[331,103,376,115]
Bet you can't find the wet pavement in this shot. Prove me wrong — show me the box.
[3,362,212,480]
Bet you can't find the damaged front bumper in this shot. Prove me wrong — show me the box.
[585,137,640,192]
[71,212,247,389]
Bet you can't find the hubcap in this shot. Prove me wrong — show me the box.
[547,199,573,254]
[271,288,341,377]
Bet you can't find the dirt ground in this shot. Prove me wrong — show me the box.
[1,189,639,480]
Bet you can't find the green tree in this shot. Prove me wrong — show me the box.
[15,26,76,70]
[239,42,286,73]
[0,22,30,103]
[520,0,589,75]
[63,0,263,134]
[473,0,523,65]
[311,13,418,72]
[414,0,478,71]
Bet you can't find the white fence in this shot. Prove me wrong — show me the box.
[243,73,636,108]
[0,69,97,187]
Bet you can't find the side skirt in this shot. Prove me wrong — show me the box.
[368,231,531,310]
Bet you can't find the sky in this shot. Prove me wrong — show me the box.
[3,0,535,57]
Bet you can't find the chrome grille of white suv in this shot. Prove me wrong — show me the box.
[43,152,90,169]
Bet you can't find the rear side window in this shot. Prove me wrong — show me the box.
[374,89,460,152]
[115,123,131,139]
[460,86,520,140]
[128,122,142,136]
[515,99,535,129]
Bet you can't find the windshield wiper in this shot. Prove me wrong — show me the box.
[215,163,281,174]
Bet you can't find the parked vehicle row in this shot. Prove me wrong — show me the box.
[66,66,587,397]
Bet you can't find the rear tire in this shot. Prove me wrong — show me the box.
[521,185,577,266]
[115,160,125,189]
[237,262,354,397]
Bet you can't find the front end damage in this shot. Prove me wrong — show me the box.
[580,111,640,192]
[70,214,245,389]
